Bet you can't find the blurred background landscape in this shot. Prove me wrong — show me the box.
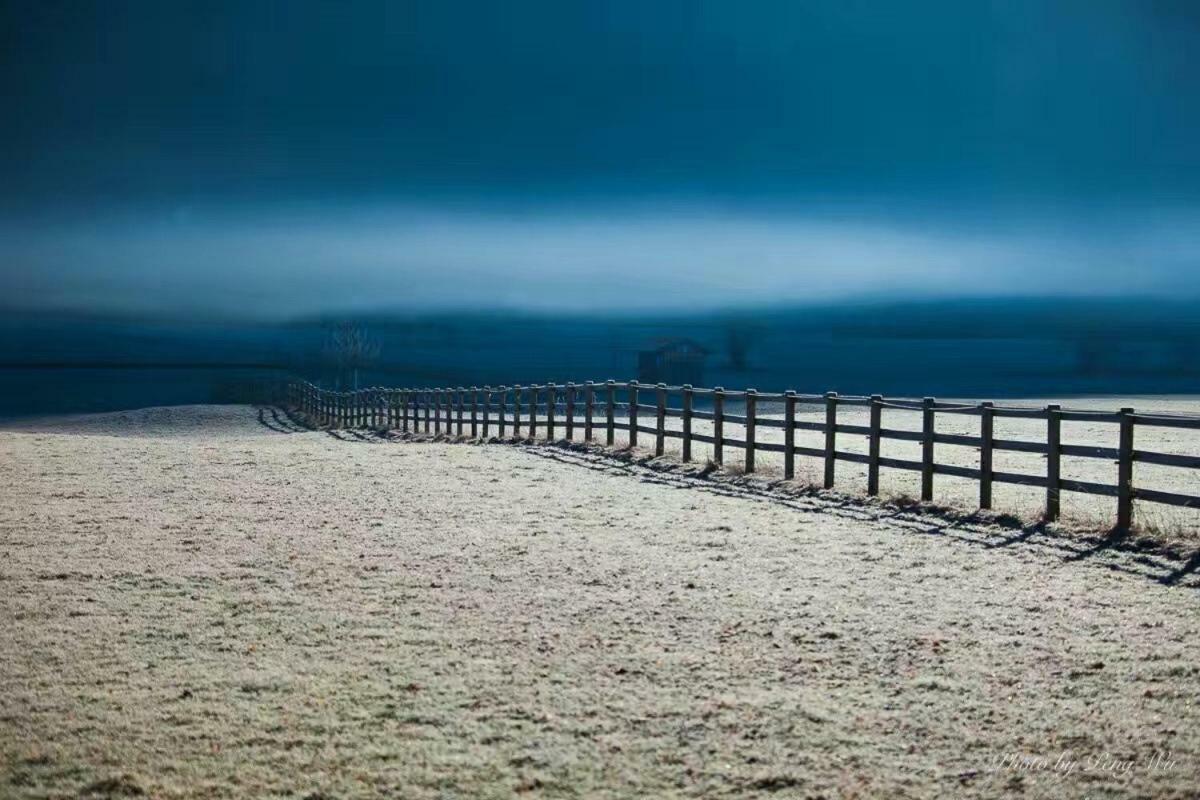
[3,296,1199,417]
[2,1,1198,416]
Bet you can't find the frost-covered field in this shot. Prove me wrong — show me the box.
[2,405,1200,798]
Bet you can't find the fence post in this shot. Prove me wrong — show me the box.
[584,382,595,441]
[824,392,838,489]
[565,383,575,441]
[628,381,639,447]
[531,385,539,440]
[713,387,725,465]
[1117,407,1135,532]
[784,390,796,479]
[868,394,882,495]
[655,383,666,456]
[682,385,694,462]
[1046,403,1062,521]
[498,387,508,438]
[512,387,521,438]
[537,383,547,441]
[744,389,757,473]
[424,390,431,433]
[470,387,479,438]
[451,388,459,436]
[606,380,616,446]
[547,384,557,441]
[481,387,491,437]
[528,385,536,439]
[979,401,994,508]
[921,397,935,501]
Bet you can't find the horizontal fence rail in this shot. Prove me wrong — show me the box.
[287,379,1200,532]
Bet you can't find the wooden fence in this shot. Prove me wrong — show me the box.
[288,379,1200,531]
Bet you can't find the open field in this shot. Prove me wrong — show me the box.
[3,405,1200,798]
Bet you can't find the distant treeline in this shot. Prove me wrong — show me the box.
[2,297,1198,416]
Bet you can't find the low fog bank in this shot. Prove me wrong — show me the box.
[3,203,1199,318]
[2,297,1199,417]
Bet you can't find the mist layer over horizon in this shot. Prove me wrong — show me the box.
[3,202,1199,319]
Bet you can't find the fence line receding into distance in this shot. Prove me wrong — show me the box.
[288,379,1200,532]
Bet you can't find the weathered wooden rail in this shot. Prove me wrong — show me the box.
[289,379,1200,531]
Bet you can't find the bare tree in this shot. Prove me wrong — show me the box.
[724,320,762,372]
[323,323,381,390]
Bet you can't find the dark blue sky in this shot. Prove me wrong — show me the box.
[2,0,1198,315]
